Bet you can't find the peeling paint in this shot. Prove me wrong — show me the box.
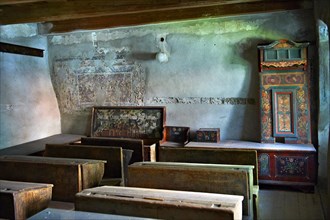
[52,58,146,113]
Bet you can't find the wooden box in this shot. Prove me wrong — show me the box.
[163,126,190,144]
[0,155,105,202]
[75,186,243,220]
[0,180,53,220]
[196,128,220,143]
[127,161,253,217]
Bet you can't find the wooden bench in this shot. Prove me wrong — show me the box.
[127,161,254,217]
[158,145,259,219]
[80,137,144,163]
[75,186,244,220]
[0,180,53,220]
[0,155,105,202]
[29,208,151,220]
[44,144,133,186]
[0,134,84,156]
[159,145,258,185]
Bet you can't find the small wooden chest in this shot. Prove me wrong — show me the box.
[0,180,53,220]
[196,128,220,143]
[164,126,190,144]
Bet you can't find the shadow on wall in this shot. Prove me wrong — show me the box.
[61,110,93,136]
[224,38,267,142]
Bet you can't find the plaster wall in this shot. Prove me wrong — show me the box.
[317,22,329,219]
[0,24,61,149]
[314,0,330,218]
[48,10,316,141]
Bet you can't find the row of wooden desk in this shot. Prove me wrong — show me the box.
[1,134,268,220]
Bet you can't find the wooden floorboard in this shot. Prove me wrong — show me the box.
[259,186,324,220]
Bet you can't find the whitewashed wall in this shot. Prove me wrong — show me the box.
[48,10,316,141]
[0,24,61,149]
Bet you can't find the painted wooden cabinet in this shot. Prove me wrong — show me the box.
[257,40,316,190]
[258,39,311,144]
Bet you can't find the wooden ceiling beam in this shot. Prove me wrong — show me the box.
[38,1,313,34]
[0,42,44,57]
[0,0,65,5]
[0,0,312,25]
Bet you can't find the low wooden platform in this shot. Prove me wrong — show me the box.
[75,186,243,220]
[0,134,84,156]
[0,155,105,202]
[127,161,253,217]
[0,180,53,220]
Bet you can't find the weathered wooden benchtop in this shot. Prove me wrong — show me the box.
[28,208,153,220]
[0,155,105,202]
[0,134,84,156]
[127,161,253,217]
[44,144,133,185]
[75,186,243,220]
[0,180,53,220]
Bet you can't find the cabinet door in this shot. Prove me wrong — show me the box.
[258,151,316,184]
[272,87,297,138]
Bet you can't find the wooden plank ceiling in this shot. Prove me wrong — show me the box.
[0,0,313,34]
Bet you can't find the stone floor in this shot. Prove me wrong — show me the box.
[258,186,325,220]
